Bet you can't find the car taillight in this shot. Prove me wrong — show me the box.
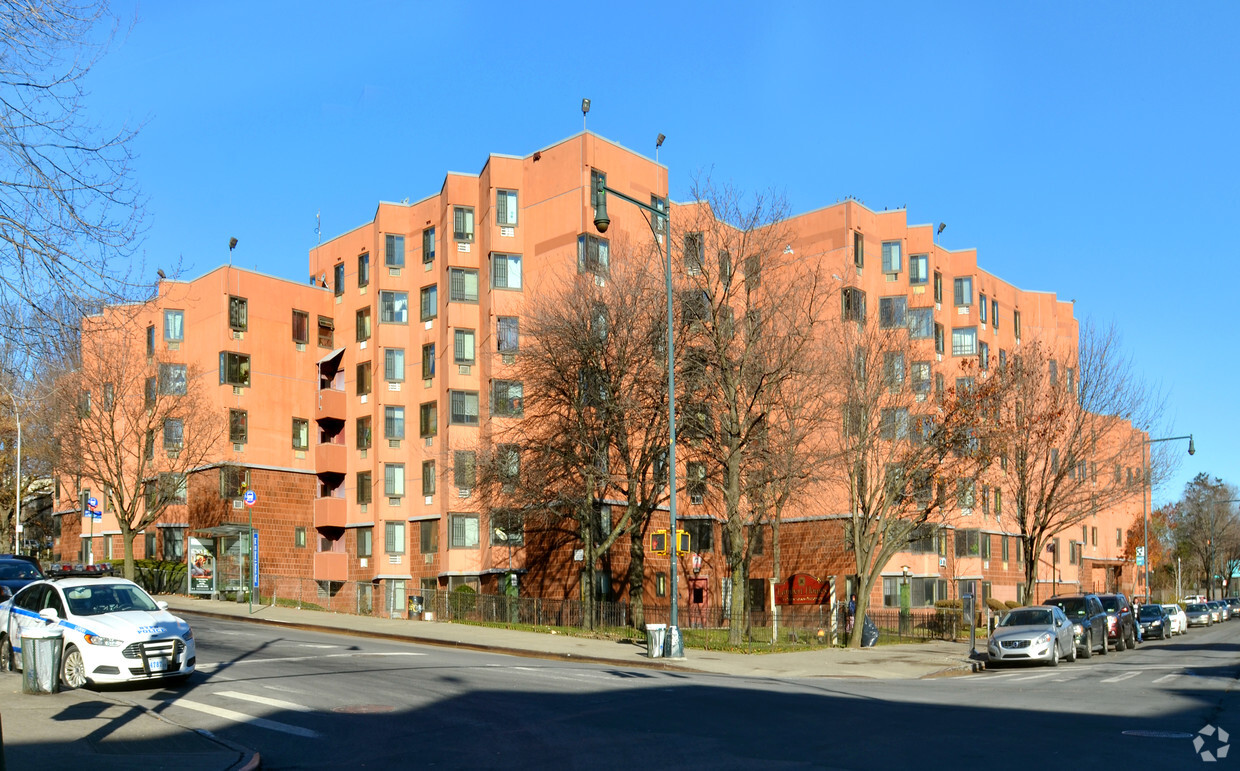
[1107,616,1117,632]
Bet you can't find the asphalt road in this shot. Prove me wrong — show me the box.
[95,613,1240,770]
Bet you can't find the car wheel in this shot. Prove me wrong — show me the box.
[1048,642,1060,667]
[1081,631,1092,659]
[1067,638,1077,662]
[0,635,13,673]
[61,645,87,690]
[1099,631,1107,655]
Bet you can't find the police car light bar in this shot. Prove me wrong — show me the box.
[47,563,115,577]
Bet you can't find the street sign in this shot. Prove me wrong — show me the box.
[1136,547,1145,558]
[1136,556,1145,567]
[90,510,102,522]
[243,490,257,507]
[87,497,98,509]
[251,530,259,588]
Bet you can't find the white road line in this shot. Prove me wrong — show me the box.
[1101,671,1140,683]
[296,643,338,649]
[174,699,321,738]
[1153,674,1179,684]
[216,690,314,713]
[198,651,425,668]
[1010,672,1056,682]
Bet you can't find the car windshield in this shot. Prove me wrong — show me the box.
[1047,598,1085,617]
[1138,606,1162,619]
[63,583,160,616]
[1162,606,1179,614]
[1002,609,1053,627]
[0,563,42,580]
[1099,596,1120,612]
[1188,604,1208,612]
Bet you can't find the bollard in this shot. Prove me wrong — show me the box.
[20,626,63,694]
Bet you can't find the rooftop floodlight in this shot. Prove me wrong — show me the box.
[229,237,238,251]
[581,98,591,115]
[937,223,946,235]
[656,133,666,148]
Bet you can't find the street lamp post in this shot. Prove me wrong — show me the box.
[1142,433,1194,602]
[592,160,684,659]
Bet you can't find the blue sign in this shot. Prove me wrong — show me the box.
[87,497,98,509]
[251,531,259,588]
[243,490,257,507]
[91,510,102,522]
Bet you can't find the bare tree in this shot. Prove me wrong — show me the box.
[1172,474,1239,600]
[479,235,671,628]
[819,298,990,646]
[983,322,1163,602]
[47,309,223,579]
[0,0,146,340]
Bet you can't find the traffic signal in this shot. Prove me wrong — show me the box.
[650,530,668,555]
[676,530,690,554]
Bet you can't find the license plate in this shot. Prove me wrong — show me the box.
[148,658,169,672]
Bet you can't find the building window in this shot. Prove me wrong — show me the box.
[577,234,610,276]
[879,296,907,329]
[934,323,945,355]
[991,299,999,329]
[497,189,518,226]
[384,406,405,440]
[684,520,713,552]
[385,464,405,498]
[163,310,184,342]
[421,520,439,553]
[385,234,405,267]
[497,316,519,353]
[357,471,372,504]
[449,451,475,492]
[492,253,522,290]
[318,316,334,348]
[228,296,247,331]
[219,465,248,498]
[979,293,988,323]
[229,409,247,444]
[356,416,372,450]
[908,307,933,339]
[454,329,475,364]
[420,285,438,320]
[684,233,704,275]
[881,241,902,273]
[292,418,309,451]
[883,352,904,391]
[911,362,931,394]
[909,254,928,285]
[146,324,155,356]
[163,418,184,451]
[419,402,437,438]
[422,460,436,496]
[933,271,943,304]
[953,277,972,306]
[492,380,523,417]
[356,307,372,341]
[853,231,864,269]
[1014,310,1022,341]
[294,527,306,548]
[162,527,185,561]
[421,343,435,379]
[384,520,405,554]
[384,348,404,382]
[979,342,989,370]
[449,513,479,549]
[994,488,1002,516]
[453,206,474,242]
[842,287,866,322]
[955,528,981,557]
[450,391,479,425]
[491,509,524,546]
[422,227,435,263]
[358,252,370,287]
[952,327,977,356]
[379,291,408,324]
[357,527,372,558]
[686,461,707,504]
[292,310,309,344]
[357,361,372,395]
[333,263,345,296]
[590,168,606,206]
[449,268,479,303]
[879,408,909,440]
[1091,526,1097,546]
[158,363,187,395]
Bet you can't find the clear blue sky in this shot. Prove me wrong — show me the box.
[88,1,1236,505]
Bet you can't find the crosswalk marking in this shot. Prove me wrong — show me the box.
[216,690,314,713]
[175,699,321,738]
[198,651,425,668]
[1153,674,1178,684]
[1100,671,1140,683]
[1010,672,1055,682]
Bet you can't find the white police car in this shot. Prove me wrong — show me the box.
[0,564,195,688]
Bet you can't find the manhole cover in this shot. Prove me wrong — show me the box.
[1122,730,1194,739]
[332,704,396,714]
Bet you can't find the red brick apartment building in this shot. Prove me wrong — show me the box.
[55,132,1145,617]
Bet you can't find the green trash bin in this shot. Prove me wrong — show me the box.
[21,626,63,694]
[645,624,666,659]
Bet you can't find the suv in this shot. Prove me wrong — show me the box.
[0,555,44,601]
[1045,593,1109,658]
[1097,593,1137,650]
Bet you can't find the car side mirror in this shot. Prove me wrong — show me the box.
[38,608,59,621]
[157,601,169,611]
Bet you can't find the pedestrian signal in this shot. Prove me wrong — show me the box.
[650,530,668,555]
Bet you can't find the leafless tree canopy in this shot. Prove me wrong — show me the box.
[1172,474,1239,600]
[0,0,145,341]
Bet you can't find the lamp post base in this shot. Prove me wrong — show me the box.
[663,624,685,659]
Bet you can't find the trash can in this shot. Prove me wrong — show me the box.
[645,623,666,659]
[21,626,63,694]
[408,595,424,616]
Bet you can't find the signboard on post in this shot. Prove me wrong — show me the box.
[1136,546,1146,567]
[188,536,216,594]
[251,530,259,589]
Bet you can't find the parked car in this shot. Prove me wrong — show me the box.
[1206,601,1223,623]
[1161,603,1187,635]
[1184,595,1208,604]
[987,605,1076,666]
[1097,593,1138,650]
[1044,593,1108,658]
[0,563,195,688]
[1216,600,1232,621]
[0,555,44,599]
[1185,603,1213,628]
[1226,598,1240,617]
[1137,604,1171,640]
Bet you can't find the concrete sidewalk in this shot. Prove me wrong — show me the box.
[161,594,983,680]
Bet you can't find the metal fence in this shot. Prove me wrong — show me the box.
[180,573,976,649]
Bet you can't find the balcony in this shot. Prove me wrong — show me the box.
[315,441,346,474]
[318,388,345,421]
[313,551,348,582]
[314,496,346,529]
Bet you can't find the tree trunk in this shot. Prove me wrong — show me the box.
[122,527,137,581]
[628,526,645,629]
[580,504,595,631]
[772,510,781,644]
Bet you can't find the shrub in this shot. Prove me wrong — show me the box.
[934,599,963,609]
[106,558,187,594]
[986,597,1008,612]
[448,584,478,616]
[1005,600,1021,609]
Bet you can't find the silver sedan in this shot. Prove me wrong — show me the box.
[988,606,1077,666]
